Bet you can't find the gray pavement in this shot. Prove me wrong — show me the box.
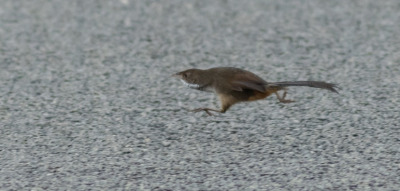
[1,0,399,190]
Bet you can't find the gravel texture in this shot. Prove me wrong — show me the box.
[1,0,399,190]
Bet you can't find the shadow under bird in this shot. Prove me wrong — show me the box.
[173,67,339,116]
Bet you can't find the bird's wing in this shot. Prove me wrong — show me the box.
[230,73,267,92]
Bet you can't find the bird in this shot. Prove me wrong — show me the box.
[173,67,338,115]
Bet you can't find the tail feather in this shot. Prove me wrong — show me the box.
[269,81,339,93]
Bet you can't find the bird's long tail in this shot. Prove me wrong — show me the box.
[268,81,339,93]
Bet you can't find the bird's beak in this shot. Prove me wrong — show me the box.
[171,72,181,78]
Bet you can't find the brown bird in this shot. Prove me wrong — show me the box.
[173,67,338,115]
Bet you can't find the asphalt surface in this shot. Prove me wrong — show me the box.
[1,0,399,190]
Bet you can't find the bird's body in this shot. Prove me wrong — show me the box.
[173,67,338,115]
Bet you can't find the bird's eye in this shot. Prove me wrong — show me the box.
[182,73,187,78]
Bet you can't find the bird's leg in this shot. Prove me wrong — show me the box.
[191,95,233,116]
[191,108,221,116]
[275,90,295,103]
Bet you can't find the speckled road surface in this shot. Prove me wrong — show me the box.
[1,0,399,190]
